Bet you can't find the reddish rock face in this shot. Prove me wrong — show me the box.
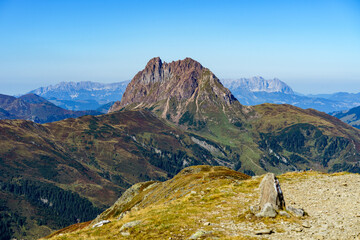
[110,57,205,110]
[109,57,251,127]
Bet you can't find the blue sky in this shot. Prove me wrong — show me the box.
[0,0,359,95]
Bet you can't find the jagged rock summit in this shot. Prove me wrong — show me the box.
[109,57,252,127]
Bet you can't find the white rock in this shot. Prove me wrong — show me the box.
[92,220,111,228]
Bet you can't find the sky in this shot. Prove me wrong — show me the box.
[0,0,359,95]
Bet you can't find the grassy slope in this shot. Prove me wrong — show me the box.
[45,166,348,240]
[0,110,234,239]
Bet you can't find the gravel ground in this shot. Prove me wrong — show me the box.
[268,173,360,240]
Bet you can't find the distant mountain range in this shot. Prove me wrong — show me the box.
[222,77,294,94]
[29,81,129,112]
[331,105,360,129]
[221,77,360,113]
[0,93,101,123]
[27,78,360,114]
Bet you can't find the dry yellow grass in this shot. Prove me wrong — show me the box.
[44,166,315,240]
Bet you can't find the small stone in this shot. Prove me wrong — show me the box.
[92,220,111,228]
[191,191,197,195]
[294,227,302,232]
[121,232,130,237]
[302,221,311,228]
[313,233,326,240]
[203,222,211,226]
[286,206,305,217]
[255,229,274,235]
[279,211,291,218]
[188,230,212,239]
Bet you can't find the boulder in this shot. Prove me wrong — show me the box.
[120,220,142,231]
[259,173,285,211]
[256,202,277,218]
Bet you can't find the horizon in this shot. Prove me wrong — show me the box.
[1,0,359,95]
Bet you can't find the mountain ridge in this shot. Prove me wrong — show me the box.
[0,93,101,123]
[29,80,129,111]
[331,105,360,129]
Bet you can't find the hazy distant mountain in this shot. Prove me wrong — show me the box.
[0,93,101,123]
[331,105,360,129]
[30,80,129,111]
[222,76,294,94]
[28,78,360,114]
[308,92,360,107]
[221,78,360,113]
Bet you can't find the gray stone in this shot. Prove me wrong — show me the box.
[259,173,285,211]
[92,220,111,228]
[279,210,291,218]
[302,221,311,228]
[287,206,305,217]
[188,230,212,239]
[255,229,274,235]
[256,202,277,218]
[120,220,142,231]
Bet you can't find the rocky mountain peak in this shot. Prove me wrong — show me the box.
[131,57,204,86]
[109,57,247,127]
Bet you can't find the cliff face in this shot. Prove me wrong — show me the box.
[109,57,252,127]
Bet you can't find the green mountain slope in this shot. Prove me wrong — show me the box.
[0,110,239,239]
[109,57,360,175]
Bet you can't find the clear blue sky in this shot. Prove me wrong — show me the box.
[0,0,359,95]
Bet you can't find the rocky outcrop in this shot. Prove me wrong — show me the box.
[252,173,286,218]
[254,173,308,219]
[259,173,285,211]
